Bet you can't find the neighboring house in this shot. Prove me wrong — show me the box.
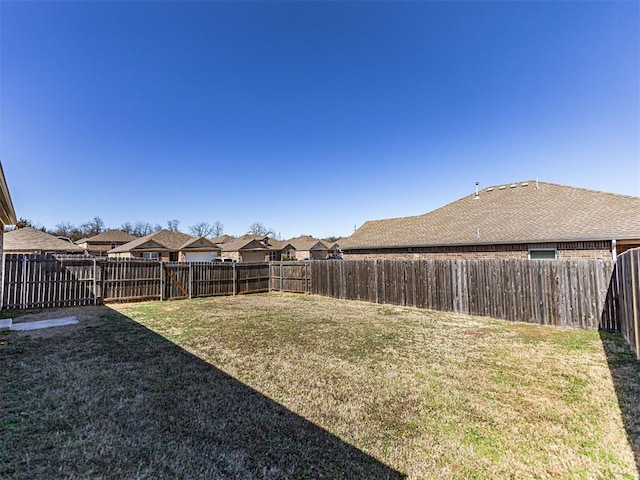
[75,230,137,256]
[4,227,86,255]
[340,181,640,261]
[108,229,220,262]
[220,235,288,263]
[286,235,331,260]
[325,241,342,258]
[211,234,235,245]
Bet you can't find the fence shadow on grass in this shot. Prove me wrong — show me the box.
[3,306,405,479]
[599,330,640,477]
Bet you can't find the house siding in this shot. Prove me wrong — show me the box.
[293,249,327,260]
[342,241,613,261]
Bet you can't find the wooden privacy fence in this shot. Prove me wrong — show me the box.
[4,254,638,338]
[270,261,311,293]
[310,259,615,329]
[1,255,271,309]
[613,248,640,359]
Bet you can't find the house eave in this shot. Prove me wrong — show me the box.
[341,236,635,251]
[0,162,17,225]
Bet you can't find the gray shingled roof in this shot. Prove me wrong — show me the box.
[211,234,235,245]
[286,235,329,251]
[109,229,196,253]
[341,181,640,249]
[4,227,85,253]
[221,235,284,252]
[180,237,221,251]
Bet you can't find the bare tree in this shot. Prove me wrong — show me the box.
[51,221,85,241]
[52,221,75,238]
[189,222,216,238]
[132,221,156,237]
[80,216,105,238]
[212,221,224,238]
[247,222,275,237]
[167,219,180,232]
[120,222,134,235]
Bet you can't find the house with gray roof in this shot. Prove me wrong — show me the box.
[4,227,86,255]
[340,181,640,261]
[108,229,220,262]
[286,235,332,260]
[75,229,137,256]
[220,235,290,263]
[211,234,235,245]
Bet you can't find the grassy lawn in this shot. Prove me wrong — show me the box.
[2,293,640,479]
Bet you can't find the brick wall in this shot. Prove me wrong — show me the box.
[343,241,613,261]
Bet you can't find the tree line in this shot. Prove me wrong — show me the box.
[4,218,326,243]
[8,217,226,242]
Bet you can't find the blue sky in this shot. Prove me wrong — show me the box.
[1,1,638,239]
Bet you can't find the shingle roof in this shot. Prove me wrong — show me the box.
[286,235,329,251]
[4,227,85,253]
[341,181,640,249]
[80,230,137,244]
[221,235,283,252]
[211,234,235,245]
[109,229,196,253]
[180,237,221,251]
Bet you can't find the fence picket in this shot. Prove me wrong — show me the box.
[4,254,639,341]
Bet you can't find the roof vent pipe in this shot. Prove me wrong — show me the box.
[474,181,480,199]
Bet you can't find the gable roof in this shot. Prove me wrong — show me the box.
[180,237,221,252]
[79,230,137,244]
[341,181,640,250]
[220,235,284,252]
[286,235,330,251]
[211,234,235,245]
[4,227,85,253]
[109,229,196,253]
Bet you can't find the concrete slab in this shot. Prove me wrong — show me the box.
[0,318,12,330]
[11,316,78,331]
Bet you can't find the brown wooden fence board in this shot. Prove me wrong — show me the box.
[5,253,639,342]
[611,248,640,358]
[2,256,272,308]
[308,258,616,330]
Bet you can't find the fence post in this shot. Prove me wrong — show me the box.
[232,262,236,296]
[93,258,97,305]
[21,256,27,309]
[189,262,193,299]
[0,253,5,310]
[631,251,639,360]
[280,261,283,292]
[305,261,309,294]
[159,261,164,301]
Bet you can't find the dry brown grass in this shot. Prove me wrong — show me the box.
[2,293,639,479]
